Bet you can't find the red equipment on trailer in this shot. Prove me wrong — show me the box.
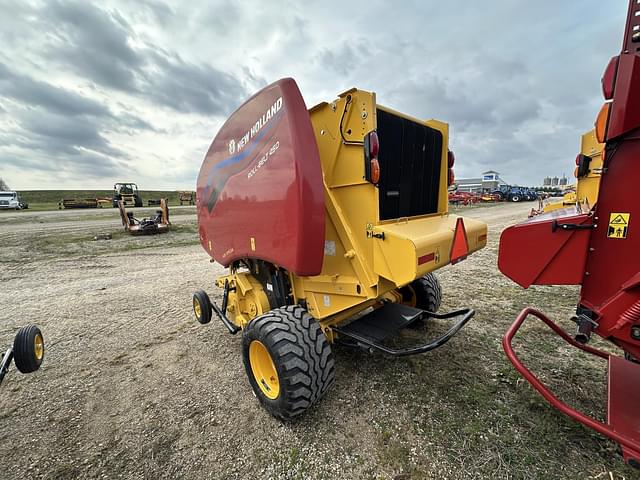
[498,1,640,468]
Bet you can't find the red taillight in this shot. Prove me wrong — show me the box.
[602,56,619,100]
[447,150,455,168]
[448,169,455,186]
[575,154,581,166]
[364,130,380,184]
[369,131,379,158]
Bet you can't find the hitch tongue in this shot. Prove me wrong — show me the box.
[574,315,596,344]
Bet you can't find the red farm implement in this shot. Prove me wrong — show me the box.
[448,191,480,205]
[497,1,640,468]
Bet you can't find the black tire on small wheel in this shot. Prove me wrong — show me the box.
[410,273,443,313]
[511,195,521,202]
[13,324,44,374]
[193,290,212,325]
[242,305,335,420]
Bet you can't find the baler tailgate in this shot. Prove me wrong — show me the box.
[373,215,487,286]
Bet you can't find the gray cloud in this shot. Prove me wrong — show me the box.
[44,0,142,91]
[36,1,247,116]
[16,110,123,158]
[0,0,629,189]
[0,62,111,118]
[142,51,246,115]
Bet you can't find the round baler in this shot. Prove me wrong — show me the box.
[193,78,487,419]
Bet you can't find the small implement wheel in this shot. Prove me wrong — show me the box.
[410,273,442,313]
[242,305,335,420]
[13,324,44,373]
[510,195,521,202]
[193,290,212,325]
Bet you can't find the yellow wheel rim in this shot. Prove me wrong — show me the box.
[34,333,44,361]
[193,298,202,320]
[249,340,280,399]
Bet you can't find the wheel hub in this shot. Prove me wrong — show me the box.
[249,340,280,399]
[34,333,44,361]
[193,298,202,320]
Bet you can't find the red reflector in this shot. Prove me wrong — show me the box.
[369,131,379,158]
[448,168,455,186]
[418,252,435,265]
[450,217,469,264]
[602,56,619,100]
[447,150,455,168]
[575,154,581,166]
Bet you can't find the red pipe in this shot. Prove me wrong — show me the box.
[502,307,640,455]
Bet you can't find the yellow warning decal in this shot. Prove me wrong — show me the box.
[608,212,630,239]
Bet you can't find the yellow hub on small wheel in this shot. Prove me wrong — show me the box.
[249,340,280,399]
[34,333,44,361]
[193,298,202,320]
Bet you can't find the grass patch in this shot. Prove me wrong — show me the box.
[17,190,195,210]
[1,223,199,264]
[0,206,196,224]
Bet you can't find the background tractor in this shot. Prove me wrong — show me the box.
[112,182,143,208]
[498,0,640,468]
[193,78,487,419]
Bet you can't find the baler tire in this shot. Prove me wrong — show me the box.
[242,305,335,421]
[193,290,212,325]
[411,273,442,315]
[13,324,44,374]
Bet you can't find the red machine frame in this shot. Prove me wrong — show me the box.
[504,308,640,466]
[498,1,640,468]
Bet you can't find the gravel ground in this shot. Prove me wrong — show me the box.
[0,203,636,479]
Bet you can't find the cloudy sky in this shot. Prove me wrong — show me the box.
[0,0,629,190]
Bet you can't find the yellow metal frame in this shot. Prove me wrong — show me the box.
[216,87,488,334]
[543,129,603,213]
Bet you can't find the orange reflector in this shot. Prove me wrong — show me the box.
[595,102,610,143]
[450,217,469,264]
[370,158,380,184]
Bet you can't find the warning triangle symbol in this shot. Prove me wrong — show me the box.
[610,214,628,225]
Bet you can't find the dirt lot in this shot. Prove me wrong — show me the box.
[0,203,636,479]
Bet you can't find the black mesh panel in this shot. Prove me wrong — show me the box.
[376,109,443,220]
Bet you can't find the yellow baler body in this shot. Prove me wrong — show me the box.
[289,88,486,328]
[543,129,603,213]
[575,129,603,206]
[218,88,487,331]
